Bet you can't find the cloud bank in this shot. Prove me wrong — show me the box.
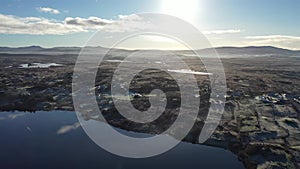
[0,13,151,35]
[0,14,84,35]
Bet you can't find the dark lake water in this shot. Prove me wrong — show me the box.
[0,111,244,169]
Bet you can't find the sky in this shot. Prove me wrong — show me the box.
[0,0,299,50]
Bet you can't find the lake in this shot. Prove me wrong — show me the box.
[0,111,244,169]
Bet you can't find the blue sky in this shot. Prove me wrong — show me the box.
[0,0,299,49]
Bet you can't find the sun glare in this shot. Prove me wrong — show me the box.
[161,0,199,23]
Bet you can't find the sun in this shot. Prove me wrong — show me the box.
[161,0,199,23]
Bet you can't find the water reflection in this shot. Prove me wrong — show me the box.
[0,111,244,169]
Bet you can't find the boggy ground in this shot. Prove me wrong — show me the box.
[0,51,299,169]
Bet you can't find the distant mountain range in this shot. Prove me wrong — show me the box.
[201,46,300,57]
[0,45,299,57]
[0,46,81,54]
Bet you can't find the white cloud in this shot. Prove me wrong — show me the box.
[103,14,155,32]
[203,29,241,35]
[245,35,300,50]
[0,13,152,35]
[64,14,153,32]
[64,16,113,28]
[57,122,80,135]
[118,14,142,21]
[37,7,60,14]
[0,14,85,35]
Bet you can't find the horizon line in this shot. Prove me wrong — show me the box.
[0,45,299,52]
